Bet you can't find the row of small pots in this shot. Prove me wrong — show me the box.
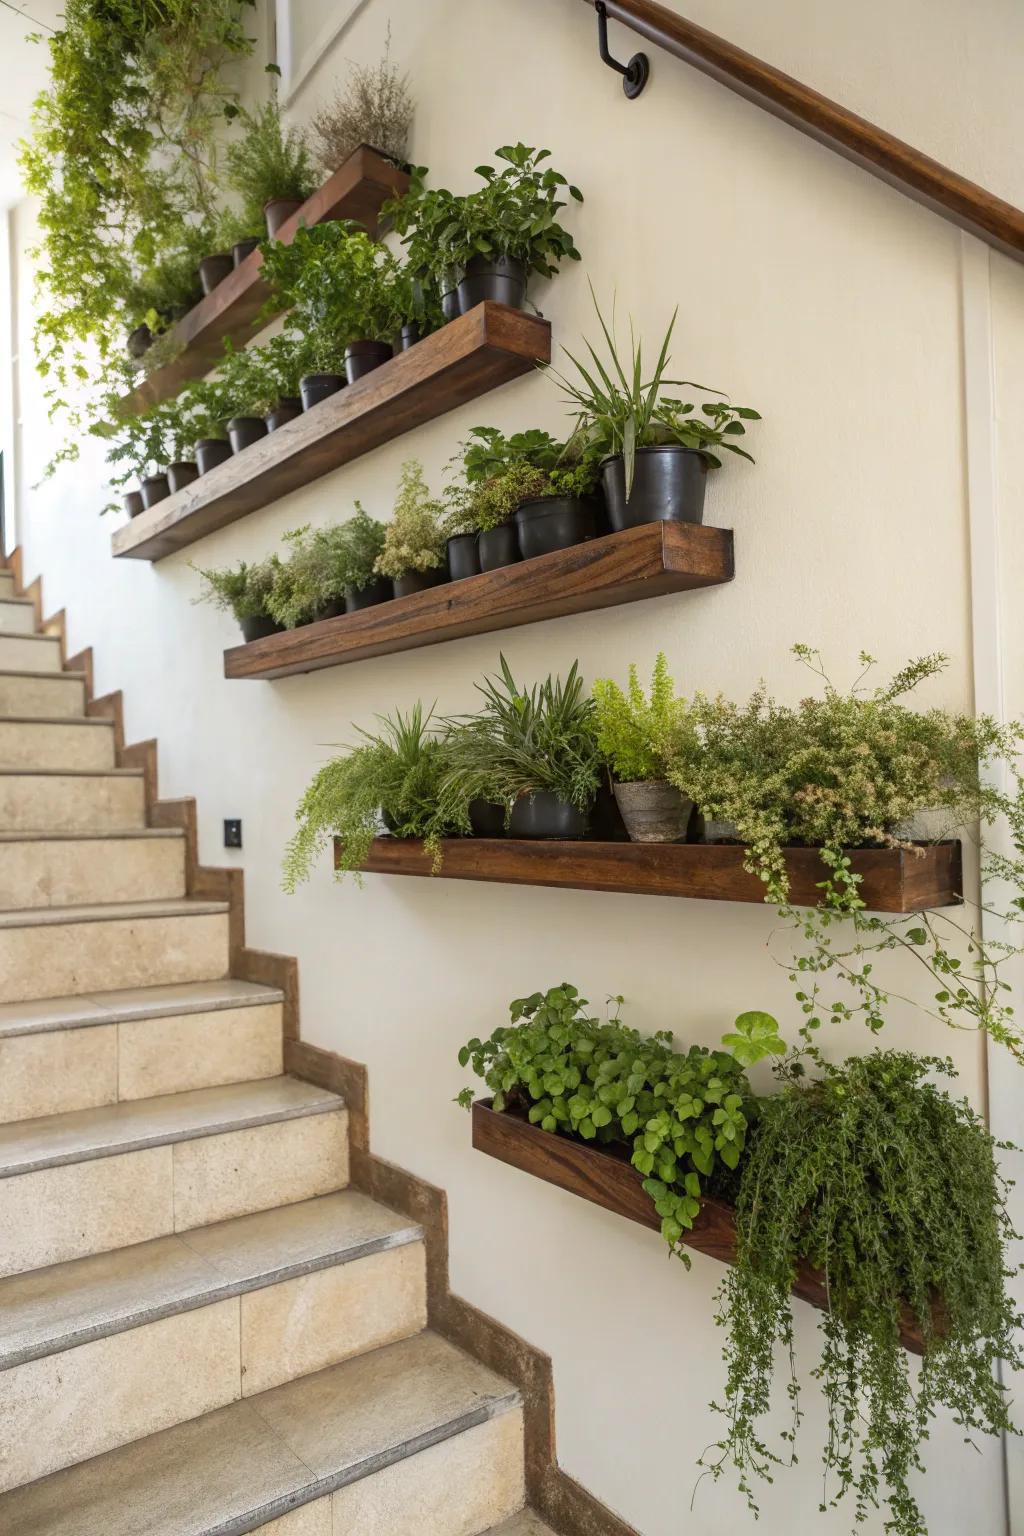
[197,197,304,298]
[464,782,696,843]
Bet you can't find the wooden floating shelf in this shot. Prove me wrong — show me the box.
[472,1098,931,1354]
[224,523,734,679]
[355,837,963,913]
[120,146,408,415]
[112,303,551,563]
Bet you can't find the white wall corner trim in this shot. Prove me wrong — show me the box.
[276,0,372,104]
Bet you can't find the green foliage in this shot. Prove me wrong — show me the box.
[265,525,346,629]
[338,503,387,591]
[457,984,755,1255]
[190,557,277,622]
[374,461,447,579]
[704,1048,1021,1536]
[309,32,413,173]
[548,283,760,496]
[442,426,600,536]
[225,95,317,228]
[592,653,680,782]
[283,705,452,889]
[217,334,305,417]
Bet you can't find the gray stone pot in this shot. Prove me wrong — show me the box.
[613,781,692,843]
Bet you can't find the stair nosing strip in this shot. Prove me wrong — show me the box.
[0,668,86,680]
[0,766,143,777]
[0,828,185,843]
[0,1090,344,1179]
[0,984,286,1037]
[0,1220,424,1370]
[0,715,113,727]
[0,596,36,607]
[0,899,228,930]
[0,630,60,642]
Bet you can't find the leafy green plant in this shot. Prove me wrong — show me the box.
[704,1047,1021,1536]
[225,95,317,228]
[592,653,681,782]
[190,557,278,622]
[443,426,599,536]
[217,334,305,417]
[374,461,447,579]
[309,32,413,173]
[338,504,387,592]
[265,525,345,629]
[548,284,760,497]
[283,704,452,889]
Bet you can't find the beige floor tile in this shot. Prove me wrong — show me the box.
[0,772,144,834]
[0,1024,117,1123]
[0,674,85,718]
[0,720,114,770]
[0,836,185,909]
[256,1503,332,1535]
[0,636,61,672]
[241,1241,426,1396]
[118,1003,282,1099]
[0,1299,241,1492]
[173,1110,349,1230]
[0,911,229,1001]
[0,602,39,636]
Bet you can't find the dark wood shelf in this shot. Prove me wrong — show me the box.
[120,146,408,415]
[224,523,734,679]
[355,836,963,913]
[112,303,551,563]
[473,1098,932,1354]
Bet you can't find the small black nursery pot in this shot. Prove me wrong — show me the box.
[123,490,145,518]
[515,496,597,559]
[468,799,507,838]
[457,255,527,313]
[232,237,261,267]
[126,324,152,360]
[264,197,303,238]
[446,534,481,581]
[344,340,393,384]
[392,567,447,599]
[600,446,708,531]
[140,473,170,509]
[478,523,522,573]
[399,322,420,351]
[300,374,345,412]
[239,614,284,644]
[227,417,269,454]
[198,254,233,295]
[345,578,393,613]
[265,398,303,432]
[195,439,232,476]
[508,791,590,840]
[167,461,199,494]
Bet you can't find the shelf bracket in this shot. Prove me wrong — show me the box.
[595,1,649,98]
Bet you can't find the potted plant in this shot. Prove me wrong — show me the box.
[175,374,234,475]
[266,524,350,628]
[216,340,275,453]
[593,654,693,841]
[338,503,390,612]
[375,460,448,596]
[309,35,414,173]
[260,223,364,408]
[225,96,318,238]
[384,170,466,323]
[191,557,281,643]
[103,404,173,511]
[550,287,760,529]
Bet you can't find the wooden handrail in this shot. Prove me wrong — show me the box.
[582,0,1024,263]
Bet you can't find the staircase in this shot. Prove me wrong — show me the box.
[0,565,551,1536]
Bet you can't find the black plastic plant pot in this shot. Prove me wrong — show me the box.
[393,567,447,599]
[266,398,303,432]
[239,614,283,644]
[264,197,303,238]
[345,578,393,613]
[515,496,597,560]
[198,254,233,295]
[140,474,170,509]
[457,255,527,314]
[468,799,507,838]
[447,534,481,581]
[508,791,590,840]
[478,523,522,573]
[126,324,152,360]
[167,461,199,494]
[123,490,145,518]
[399,322,420,351]
[195,439,232,476]
[344,340,393,384]
[227,416,269,454]
[300,374,345,412]
[440,285,460,323]
[314,598,346,622]
[232,237,261,267]
[600,446,708,531]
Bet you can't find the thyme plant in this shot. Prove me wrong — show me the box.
[309,33,413,173]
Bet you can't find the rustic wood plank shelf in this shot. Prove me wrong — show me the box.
[472,1098,932,1354]
[223,523,734,679]
[112,303,551,563]
[120,146,408,415]
[354,836,963,913]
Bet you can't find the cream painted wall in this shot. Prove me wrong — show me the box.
[9,2,1024,1532]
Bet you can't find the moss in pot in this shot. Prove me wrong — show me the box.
[374,460,448,598]
[593,655,693,843]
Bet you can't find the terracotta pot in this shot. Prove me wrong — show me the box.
[264,197,303,237]
[613,781,693,843]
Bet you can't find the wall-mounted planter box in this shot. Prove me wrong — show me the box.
[224,523,734,679]
[353,836,963,913]
[472,1098,933,1354]
[120,146,408,415]
[112,303,551,563]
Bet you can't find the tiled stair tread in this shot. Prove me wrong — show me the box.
[487,1515,557,1536]
[0,715,113,727]
[0,630,58,642]
[0,1190,422,1369]
[0,765,143,777]
[0,978,283,1037]
[0,1075,344,1177]
[0,595,36,608]
[0,1330,521,1536]
[0,668,87,681]
[0,828,183,843]
[0,896,229,930]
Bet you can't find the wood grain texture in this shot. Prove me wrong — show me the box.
[224,522,734,678]
[585,0,1024,262]
[112,302,551,562]
[119,146,408,414]
[355,837,963,913]
[473,1099,932,1355]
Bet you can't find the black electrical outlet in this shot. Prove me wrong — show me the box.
[224,819,243,849]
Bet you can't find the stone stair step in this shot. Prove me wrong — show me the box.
[0,571,15,596]
[487,1515,558,1536]
[0,896,230,1003]
[0,829,186,912]
[0,766,145,833]
[0,1192,426,1493]
[0,1331,524,1536]
[0,596,39,635]
[0,1078,349,1277]
[0,669,86,719]
[0,716,115,770]
[0,632,62,672]
[0,976,284,1038]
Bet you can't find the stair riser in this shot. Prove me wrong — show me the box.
[0,602,36,636]
[0,912,230,1002]
[0,1110,349,1277]
[0,673,85,719]
[0,837,185,911]
[0,574,15,597]
[0,774,145,833]
[0,636,62,673]
[0,1004,283,1123]
[0,1242,425,1494]
[0,720,115,770]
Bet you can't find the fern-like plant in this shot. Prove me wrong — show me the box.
[225,96,317,228]
[592,653,680,782]
[191,557,278,622]
[375,461,447,579]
